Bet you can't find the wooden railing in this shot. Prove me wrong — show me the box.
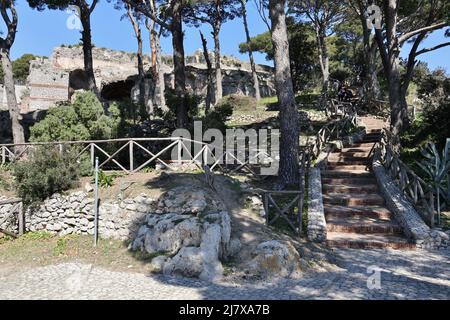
[0,198,25,238]
[372,129,438,226]
[309,104,358,159]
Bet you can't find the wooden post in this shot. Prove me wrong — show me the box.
[1,146,5,164]
[18,202,24,236]
[177,139,182,164]
[94,157,99,246]
[264,193,269,226]
[90,143,95,167]
[129,141,134,172]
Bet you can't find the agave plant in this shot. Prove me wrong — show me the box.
[416,138,450,225]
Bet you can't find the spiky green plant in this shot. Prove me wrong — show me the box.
[416,138,450,225]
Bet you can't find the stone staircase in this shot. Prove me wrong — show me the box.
[322,117,415,249]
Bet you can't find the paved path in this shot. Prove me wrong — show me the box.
[1,248,449,300]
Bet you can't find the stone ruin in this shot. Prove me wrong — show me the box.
[0,46,276,142]
[1,46,276,114]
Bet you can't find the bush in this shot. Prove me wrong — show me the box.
[30,91,121,142]
[202,103,233,133]
[154,89,201,129]
[402,70,450,151]
[12,147,80,205]
[216,95,257,112]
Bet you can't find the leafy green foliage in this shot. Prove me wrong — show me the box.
[416,139,450,211]
[0,54,37,85]
[30,91,121,142]
[155,89,201,129]
[93,170,121,188]
[239,18,318,91]
[12,147,80,205]
[401,69,450,151]
[202,99,234,133]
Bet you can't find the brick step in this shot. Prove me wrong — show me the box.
[334,147,374,153]
[327,159,369,165]
[351,142,377,148]
[326,218,402,234]
[324,204,392,220]
[326,232,415,250]
[333,151,371,158]
[328,154,369,161]
[360,139,380,144]
[321,170,373,179]
[322,184,378,194]
[322,193,385,206]
[326,164,369,171]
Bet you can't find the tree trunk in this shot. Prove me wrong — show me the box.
[316,25,329,106]
[171,1,188,128]
[358,5,381,103]
[212,23,223,104]
[79,6,99,96]
[147,18,167,111]
[200,31,213,113]
[269,0,300,187]
[127,6,147,113]
[385,0,409,140]
[241,0,261,100]
[1,49,25,146]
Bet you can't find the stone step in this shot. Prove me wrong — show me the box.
[326,217,402,234]
[322,193,385,206]
[324,204,392,220]
[333,151,371,158]
[326,164,369,171]
[326,232,415,250]
[322,184,379,194]
[360,138,380,144]
[321,170,373,179]
[335,147,374,153]
[327,159,369,165]
[328,154,369,161]
[351,142,377,148]
[322,177,377,185]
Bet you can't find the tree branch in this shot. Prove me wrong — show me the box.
[415,42,450,56]
[123,0,171,30]
[398,21,448,45]
[89,0,99,14]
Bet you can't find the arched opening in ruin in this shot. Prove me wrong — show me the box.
[100,79,135,101]
[68,69,90,99]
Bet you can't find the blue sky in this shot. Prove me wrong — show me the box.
[5,1,450,72]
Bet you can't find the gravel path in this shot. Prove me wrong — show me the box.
[1,248,449,300]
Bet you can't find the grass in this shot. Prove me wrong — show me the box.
[0,232,154,273]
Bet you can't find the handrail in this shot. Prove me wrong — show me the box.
[373,128,437,227]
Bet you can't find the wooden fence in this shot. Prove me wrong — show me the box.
[371,128,439,227]
[0,198,25,238]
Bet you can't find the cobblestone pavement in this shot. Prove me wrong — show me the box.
[1,248,449,300]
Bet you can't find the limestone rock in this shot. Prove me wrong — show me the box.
[246,240,301,278]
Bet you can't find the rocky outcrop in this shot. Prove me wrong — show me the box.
[245,240,301,278]
[131,186,236,281]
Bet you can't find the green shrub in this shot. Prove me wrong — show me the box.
[202,102,233,133]
[12,147,80,205]
[216,94,257,112]
[30,91,121,142]
[154,89,201,128]
[92,170,121,188]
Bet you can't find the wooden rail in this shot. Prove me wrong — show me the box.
[373,129,438,227]
[0,198,24,238]
[310,103,358,159]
